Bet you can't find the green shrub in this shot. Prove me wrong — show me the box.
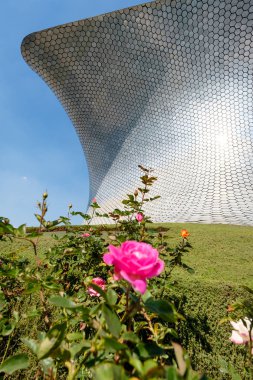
[0,166,252,379]
[167,283,249,379]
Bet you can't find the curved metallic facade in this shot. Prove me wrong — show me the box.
[21,0,253,225]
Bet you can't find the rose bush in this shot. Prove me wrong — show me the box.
[0,166,206,379]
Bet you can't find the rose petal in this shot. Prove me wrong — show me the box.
[132,279,147,294]
[103,253,114,265]
[230,330,245,344]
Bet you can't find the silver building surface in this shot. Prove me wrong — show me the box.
[22,0,253,225]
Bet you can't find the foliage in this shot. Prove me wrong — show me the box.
[0,166,206,379]
[169,282,252,379]
[218,287,253,379]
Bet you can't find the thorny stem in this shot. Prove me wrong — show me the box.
[138,168,154,240]
[34,197,47,252]
[13,196,48,262]
[120,285,131,323]
[128,168,151,224]
[126,285,131,311]
[140,221,146,241]
[40,289,50,327]
[121,293,142,324]
[139,183,147,212]
[141,308,156,337]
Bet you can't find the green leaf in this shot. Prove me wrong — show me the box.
[137,342,165,359]
[150,195,161,201]
[117,234,126,243]
[218,357,242,380]
[37,322,67,360]
[129,355,143,374]
[106,289,118,305]
[103,337,127,352]
[138,164,149,173]
[14,224,27,237]
[66,332,83,341]
[144,298,176,322]
[34,213,43,224]
[22,338,38,355]
[26,231,41,238]
[181,263,195,274]
[42,280,61,291]
[121,331,140,343]
[69,341,90,358]
[218,357,228,374]
[0,221,14,235]
[102,304,121,338]
[91,203,100,209]
[141,290,152,302]
[88,283,107,300]
[165,367,179,380]
[0,354,29,374]
[94,363,127,380]
[0,292,6,311]
[71,211,91,220]
[143,359,158,376]
[24,282,41,294]
[89,304,101,317]
[48,295,78,309]
[2,312,19,336]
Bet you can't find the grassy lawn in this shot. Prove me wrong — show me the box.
[1,223,252,287]
[157,223,253,288]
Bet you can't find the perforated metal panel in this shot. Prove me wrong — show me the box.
[21,0,253,225]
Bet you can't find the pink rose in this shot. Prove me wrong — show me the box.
[92,198,97,203]
[103,241,164,294]
[87,277,106,297]
[136,213,144,222]
[230,318,253,353]
[82,233,90,238]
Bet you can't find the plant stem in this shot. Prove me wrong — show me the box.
[141,308,156,337]
[1,333,12,364]
[120,285,132,323]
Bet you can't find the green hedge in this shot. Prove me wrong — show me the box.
[167,282,249,379]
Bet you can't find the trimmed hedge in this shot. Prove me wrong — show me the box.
[167,282,250,379]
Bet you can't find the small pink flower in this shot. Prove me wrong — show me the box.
[230,318,253,352]
[87,277,106,297]
[82,233,90,238]
[92,198,97,203]
[136,213,144,222]
[103,241,164,294]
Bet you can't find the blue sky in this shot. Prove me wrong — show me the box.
[0,0,145,226]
